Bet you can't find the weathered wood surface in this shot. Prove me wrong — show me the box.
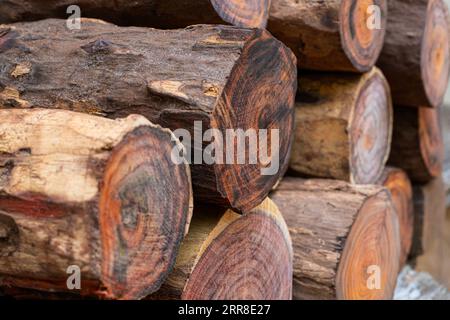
[378,0,450,108]
[290,68,392,184]
[0,19,297,213]
[0,0,270,28]
[268,0,387,72]
[150,198,293,300]
[0,109,193,300]
[271,178,400,300]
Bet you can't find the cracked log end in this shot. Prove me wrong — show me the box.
[340,0,387,72]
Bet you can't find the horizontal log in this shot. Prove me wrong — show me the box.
[0,0,270,28]
[377,0,450,108]
[271,178,401,300]
[376,167,414,267]
[290,68,392,184]
[388,106,444,183]
[0,19,297,213]
[0,109,193,300]
[268,0,387,72]
[150,198,293,300]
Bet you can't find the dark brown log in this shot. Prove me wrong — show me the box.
[377,0,450,108]
[0,0,270,29]
[0,19,297,214]
[150,198,293,300]
[388,106,444,183]
[268,0,387,72]
[376,167,414,267]
[271,178,401,300]
[0,109,193,300]
[290,68,392,184]
[410,177,450,289]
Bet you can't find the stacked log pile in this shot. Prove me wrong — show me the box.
[0,0,449,301]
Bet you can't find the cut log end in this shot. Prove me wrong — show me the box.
[349,69,392,184]
[377,167,414,267]
[336,189,400,300]
[181,199,292,300]
[99,126,192,299]
[422,0,450,108]
[211,0,270,28]
[213,29,297,213]
[419,108,444,179]
[340,0,387,72]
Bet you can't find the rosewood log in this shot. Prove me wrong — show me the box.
[271,178,401,300]
[0,109,193,300]
[376,167,414,267]
[150,198,293,300]
[290,68,392,184]
[0,0,270,29]
[0,19,297,213]
[268,0,387,72]
[377,0,450,108]
[388,106,444,183]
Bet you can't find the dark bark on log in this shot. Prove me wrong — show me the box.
[0,0,270,29]
[150,198,293,300]
[376,167,414,267]
[388,106,444,183]
[377,0,450,108]
[0,19,297,213]
[268,0,387,72]
[271,178,401,300]
[290,68,392,184]
[0,109,193,300]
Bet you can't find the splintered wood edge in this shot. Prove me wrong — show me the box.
[340,0,387,72]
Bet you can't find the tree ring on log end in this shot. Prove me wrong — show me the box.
[336,190,400,300]
[340,0,387,72]
[212,29,297,214]
[181,201,292,300]
[349,71,392,184]
[422,0,450,108]
[419,108,444,178]
[210,0,270,28]
[99,126,192,300]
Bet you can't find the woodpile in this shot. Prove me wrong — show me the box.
[0,0,449,301]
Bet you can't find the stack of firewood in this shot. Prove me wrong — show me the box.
[0,0,449,300]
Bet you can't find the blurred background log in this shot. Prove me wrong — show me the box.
[377,0,450,108]
[290,68,392,184]
[0,19,297,213]
[268,0,387,72]
[0,109,193,300]
[0,0,270,28]
[271,178,400,300]
[388,106,443,183]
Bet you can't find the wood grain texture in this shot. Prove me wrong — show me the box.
[0,19,297,213]
[0,109,193,300]
[377,167,414,267]
[0,0,271,28]
[388,106,444,183]
[271,178,401,300]
[268,0,387,72]
[290,68,392,184]
[377,0,450,108]
[150,198,293,300]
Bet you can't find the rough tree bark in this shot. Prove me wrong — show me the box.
[271,178,401,300]
[150,198,293,300]
[268,0,387,72]
[0,0,271,29]
[388,106,444,183]
[377,0,450,108]
[0,109,193,300]
[0,19,297,213]
[376,167,414,267]
[290,68,392,184]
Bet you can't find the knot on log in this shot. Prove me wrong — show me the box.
[81,39,112,54]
